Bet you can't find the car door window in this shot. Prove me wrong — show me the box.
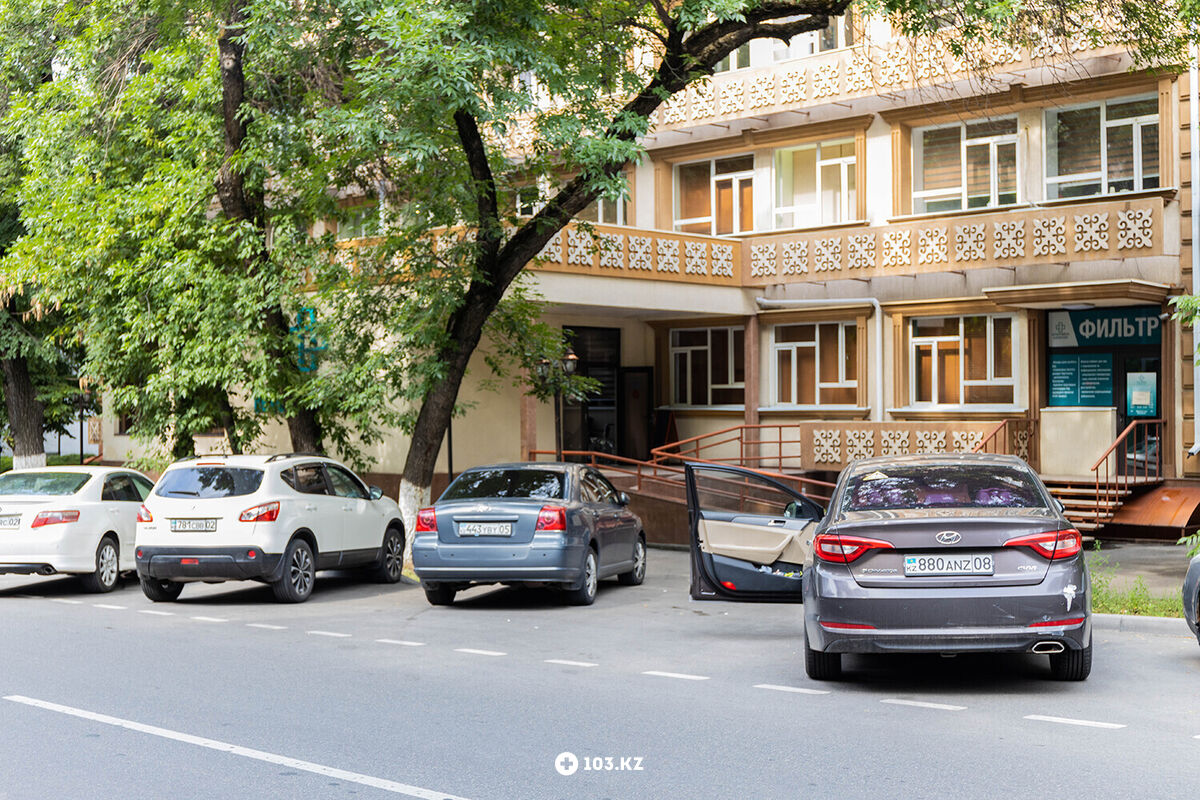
[581,474,609,505]
[131,474,155,501]
[293,463,330,495]
[589,471,623,506]
[326,465,368,499]
[102,474,141,502]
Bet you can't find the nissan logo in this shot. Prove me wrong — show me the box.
[936,531,961,545]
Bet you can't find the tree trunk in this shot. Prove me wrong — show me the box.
[1,354,46,469]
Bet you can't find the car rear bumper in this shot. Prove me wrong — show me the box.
[136,546,282,582]
[411,535,586,585]
[805,559,1091,653]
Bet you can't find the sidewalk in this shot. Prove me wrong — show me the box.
[1086,540,1193,595]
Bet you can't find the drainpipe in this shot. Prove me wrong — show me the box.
[755,297,885,422]
[1191,46,1200,455]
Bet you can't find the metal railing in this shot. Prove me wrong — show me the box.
[1091,419,1163,526]
[972,418,1039,468]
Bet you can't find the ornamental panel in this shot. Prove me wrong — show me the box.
[781,240,808,274]
[918,227,948,264]
[711,244,734,277]
[1117,208,1153,250]
[568,228,594,265]
[993,220,1025,260]
[657,238,681,273]
[880,429,910,457]
[597,232,625,269]
[813,429,842,464]
[1032,216,1066,257]
[1073,212,1109,252]
[882,230,911,268]
[751,243,777,278]
[684,241,708,275]
[848,233,876,269]
[845,429,875,461]
[954,224,986,261]
[628,236,652,271]
[813,238,842,272]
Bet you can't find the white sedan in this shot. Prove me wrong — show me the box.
[0,466,155,592]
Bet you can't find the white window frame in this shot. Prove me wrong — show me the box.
[912,117,1020,213]
[576,194,628,226]
[771,321,858,407]
[772,14,856,62]
[673,155,755,236]
[714,43,751,73]
[335,204,380,241]
[774,139,856,229]
[670,327,744,407]
[909,315,1017,408]
[1044,95,1160,199]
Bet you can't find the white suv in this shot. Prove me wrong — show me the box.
[135,454,404,603]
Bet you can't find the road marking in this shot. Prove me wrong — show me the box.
[881,699,966,711]
[138,610,175,617]
[3,695,471,800]
[50,598,82,605]
[376,639,425,647]
[92,604,126,610]
[642,670,710,681]
[190,616,228,623]
[454,648,506,657]
[246,623,287,630]
[545,659,598,668]
[754,684,830,696]
[308,631,351,638]
[1024,714,1125,730]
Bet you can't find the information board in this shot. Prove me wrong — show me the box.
[1049,353,1114,406]
[1126,372,1157,417]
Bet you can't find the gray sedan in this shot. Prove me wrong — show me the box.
[412,463,646,606]
[1184,552,1200,645]
[685,455,1091,682]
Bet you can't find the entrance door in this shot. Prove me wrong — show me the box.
[563,327,620,456]
[1116,351,1161,475]
[685,464,824,602]
[617,368,653,460]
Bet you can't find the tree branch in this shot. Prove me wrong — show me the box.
[453,108,502,265]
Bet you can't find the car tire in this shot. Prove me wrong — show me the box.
[423,584,456,606]
[371,527,405,584]
[617,535,646,586]
[804,626,842,681]
[81,535,120,593]
[139,575,183,602]
[272,538,315,603]
[564,548,598,606]
[1049,637,1092,681]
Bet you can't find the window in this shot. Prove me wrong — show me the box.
[336,204,379,241]
[772,14,855,61]
[102,474,142,503]
[714,44,750,73]
[582,471,619,505]
[155,467,264,498]
[775,140,856,228]
[913,118,1019,213]
[326,465,368,499]
[289,464,330,496]
[441,469,565,500]
[772,322,857,405]
[576,194,627,225]
[910,316,1015,406]
[670,327,745,406]
[674,155,755,235]
[1045,96,1159,199]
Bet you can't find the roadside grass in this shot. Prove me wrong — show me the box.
[0,454,90,472]
[1088,544,1184,618]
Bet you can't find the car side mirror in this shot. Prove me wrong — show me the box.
[618,492,631,506]
[785,500,820,521]
[369,485,384,501]
[1054,498,1065,514]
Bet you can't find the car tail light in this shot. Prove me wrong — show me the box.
[31,510,80,528]
[137,505,153,523]
[535,506,567,532]
[1029,617,1086,628]
[415,508,437,532]
[239,501,279,523]
[814,533,894,563]
[1003,529,1081,560]
[820,621,877,630]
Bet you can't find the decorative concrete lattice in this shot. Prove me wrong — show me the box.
[914,430,947,454]
[1074,212,1109,252]
[918,227,948,264]
[718,80,744,115]
[1118,208,1153,250]
[711,244,734,277]
[848,234,876,270]
[845,429,875,461]
[628,236,653,271]
[657,238,681,273]
[689,83,715,119]
[597,233,624,269]
[845,51,873,93]
[1014,430,1032,461]
[811,64,839,98]
[813,429,842,464]
[567,228,594,265]
[880,429,910,457]
[779,69,807,103]
[781,240,809,274]
[952,431,984,453]
[877,44,909,87]
[954,224,986,261]
[684,241,708,275]
[751,244,777,278]
[993,220,1026,260]
[1032,216,1066,257]
[536,232,563,264]
[749,73,776,109]
[813,238,842,272]
[660,99,687,126]
[882,230,911,267]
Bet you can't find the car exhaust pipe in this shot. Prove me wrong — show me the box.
[37,566,56,576]
[1031,641,1065,654]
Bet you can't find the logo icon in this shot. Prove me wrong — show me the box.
[555,752,579,776]
[935,530,961,545]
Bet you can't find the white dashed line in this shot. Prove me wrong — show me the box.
[190,616,228,623]
[92,604,126,610]
[642,671,709,681]
[754,684,830,696]
[308,631,351,638]
[376,639,425,647]
[4,695,470,800]
[544,659,598,668]
[246,623,287,630]
[138,610,175,617]
[1024,714,1125,729]
[50,599,82,605]
[881,699,966,711]
[454,648,506,657]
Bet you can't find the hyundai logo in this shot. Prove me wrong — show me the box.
[936,531,961,545]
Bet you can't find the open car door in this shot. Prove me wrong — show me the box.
[686,463,823,602]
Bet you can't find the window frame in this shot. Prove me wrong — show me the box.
[772,13,856,62]
[770,321,859,407]
[335,203,380,242]
[1044,94,1160,199]
[673,155,756,236]
[669,326,745,407]
[908,315,1017,408]
[773,138,857,229]
[912,117,1021,213]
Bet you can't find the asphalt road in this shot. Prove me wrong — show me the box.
[0,549,1198,800]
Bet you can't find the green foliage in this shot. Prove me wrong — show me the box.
[1087,542,1185,617]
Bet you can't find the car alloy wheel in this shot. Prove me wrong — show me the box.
[618,536,646,586]
[377,528,404,583]
[565,549,598,606]
[82,536,120,593]
[289,546,313,595]
[273,538,315,603]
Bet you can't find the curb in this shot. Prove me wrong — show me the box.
[1092,613,1192,636]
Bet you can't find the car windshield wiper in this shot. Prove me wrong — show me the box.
[165,490,199,496]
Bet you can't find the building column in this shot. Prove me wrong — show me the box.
[744,314,760,467]
[520,388,538,461]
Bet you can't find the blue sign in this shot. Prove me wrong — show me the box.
[1048,306,1161,348]
[290,308,325,373]
[1126,372,1157,417]
[1049,353,1113,406]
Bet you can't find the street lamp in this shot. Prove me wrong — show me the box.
[536,348,579,462]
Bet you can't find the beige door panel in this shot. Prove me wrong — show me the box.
[699,519,815,566]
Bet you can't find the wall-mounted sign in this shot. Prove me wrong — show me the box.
[1126,372,1157,417]
[1049,353,1113,406]
[1048,306,1161,348]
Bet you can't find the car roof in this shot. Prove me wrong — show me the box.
[844,453,1030,476]
[167,454,335,468]
[458,462,578,473]
[4,465,129,475]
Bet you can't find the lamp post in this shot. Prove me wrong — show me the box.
[535,348,579,462]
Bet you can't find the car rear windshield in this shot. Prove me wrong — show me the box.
[840,465,1045,512]
[440,469,565,501]
[156,467,264,498]
[0,472,91,496]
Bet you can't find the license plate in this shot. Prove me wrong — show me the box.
[0,516,20,529]
[458,522,513,537]
[169,518,218,532]
[904,553,994,576]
